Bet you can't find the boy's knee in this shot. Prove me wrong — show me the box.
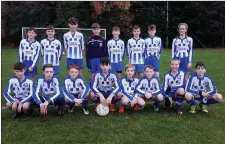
[185,92,193,101]
[89,92,95,99]
[6,102,12,109]
[157,94,164,101]
[122,98,129,105]
[12,104,17,111]
[177,88,185,95]
[215,93,223,102]
[23,103,30,111]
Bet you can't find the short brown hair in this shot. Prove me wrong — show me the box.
[92,23,100,28]
[46,25,55,31]
[144,65,154,71]
[112,26,120,31]
[27,27,37,34]
[125,64,135,72]
[148,24,156,30]
[169,58,180,64]
[132,25,140,31]
[42,64,54,71]
[68,17,79,25]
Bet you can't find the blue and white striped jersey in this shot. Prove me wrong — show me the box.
[62,76,90,102]
[172,36,193,62]
[144,36,162,59]
[19,39,41,68]
[107,38,125,63]
[162,70,186,95]
[33,76,62,105]
[185,72,217,96]
[91,73,120,95]
[127,38,145,64]
[120,76,139,101]
[135,76,161,96]
[63,31,84,59]
[3,76,34,104]
[40,38,62,66]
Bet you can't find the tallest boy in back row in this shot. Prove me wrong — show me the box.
[64,17,85,76]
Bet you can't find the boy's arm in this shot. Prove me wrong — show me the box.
[3,79,15,104]
[58,41,62,61]
[63,34,68,51]
[127,40,131,58]
[31,43,41,68]
[185,74,199,95]
[162,75,169,97]
[21,80,34,104]
[62,79,77,102]
[19,40,23,62]
[188,38,193,63]
[103,37,108,57]
[90,74,100,94]
[107,41,111,59]
[142,39,145,54]
[151,78,162,96]
[159,38,163,56]
[33,79,43,105]
[79,79,90,100]
[85,37,90,69]
[111,75,120,96]
[40,41,44,57]
[172,39,176,58]
[47,78,62,104]
[206,77,217,96]
[122,41,125,60]
[135,79,146,95]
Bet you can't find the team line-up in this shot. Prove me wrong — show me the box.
[3,17,223,118]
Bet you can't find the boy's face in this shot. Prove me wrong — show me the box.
[43,67,54,79]
[14,69,25,79]
[69,23,78,31]
[112,30,120,38]
[195,66,206,77]
[132,29,141,37]
[125,67,134,78]
[46,29,55,38]
[179,25,187,35]
[145,68,154,79]
[27,30,37,40]
[170,60,180,72]
[148,29,156,37]
[69,68,79,79]
[93,28,100,35]
[100,64,110,73]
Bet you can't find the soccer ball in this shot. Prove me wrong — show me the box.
[96,104,109,116]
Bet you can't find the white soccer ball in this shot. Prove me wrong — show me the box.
[96,104,109,116]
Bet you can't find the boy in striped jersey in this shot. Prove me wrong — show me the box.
[127,25,145,78]
[118,64,139,113]
[63,64,90,115]
[64,17,85,76]
[172,23,193,81]
[135,65,164,112]
[40,25,62,75]
[18,27,41,79]
[4,62,34,118]
[90,57,121,112]
[33,64,65,116]
[144,24,162,78]
[185,61,223,114]
[162,58,186,114]
[107,26,125,79]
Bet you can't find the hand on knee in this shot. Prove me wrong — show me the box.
[185,92,193,101]
[215,93,223,102]
[177,88,185,96]
[157,94,164,102]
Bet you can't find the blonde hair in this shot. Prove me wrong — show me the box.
[169,58,180,64]
[125,64,135,72]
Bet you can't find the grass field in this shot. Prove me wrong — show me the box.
[1,48,225,144]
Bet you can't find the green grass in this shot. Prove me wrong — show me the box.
[1,48,225,144]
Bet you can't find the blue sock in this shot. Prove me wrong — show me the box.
[206,98,218,105]
[82,99,88,109]
[199,96,207,104]
[175,97,183,109]
[187,98,196,106]
[154,100,163,106]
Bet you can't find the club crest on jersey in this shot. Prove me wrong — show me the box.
[23,83,28,87]
[108,77,114,82]
[203,81,208,86]
[177,75,181,80]
[51,82,56,87]
[155,40,159,44]
[32,44,37,48]
[52,42,57,46]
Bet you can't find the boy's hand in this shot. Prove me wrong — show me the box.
[106,94,113,105]
[74,99,83,105]
[188,63,192,69]
[145,92,152,99]
[130,99,137,107]
[202,92,208,97]
[28,67,33,72]
[17,103,23,113]
[40,103,47,115]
